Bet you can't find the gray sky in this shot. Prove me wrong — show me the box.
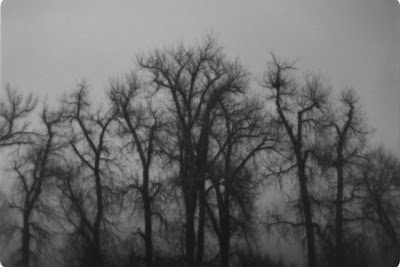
[1,0,400,155]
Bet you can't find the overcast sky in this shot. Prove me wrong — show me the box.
[1,0,400,156]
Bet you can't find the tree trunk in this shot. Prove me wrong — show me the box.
[220,209,230,267]
[143,171,153,267]
[93,170,104,267]
[194,122,211,267]
[22,211,30,267]
[335,158,344,267]
[184,188,197,267]
[298,164,316,267]
[195,182,205,267]
[220,235,230,267]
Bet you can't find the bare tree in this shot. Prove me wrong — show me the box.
[262,54,331,267]
[59,82,118,267]
[205,97,276,267]
[356,148,400,250]
[8,106,63,267]
[138,34,250,267]
[0,85,37,148]
[108,73,165,267]
[317,89,369,267]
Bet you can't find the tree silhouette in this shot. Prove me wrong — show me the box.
[58,83,118,267]
[0,85,37,148]
[138,34,251,267]
[8,106,63,267]
[262,54,331,267]
[317,89,369,267]
[108,72,165,267]
[205,96,276,267]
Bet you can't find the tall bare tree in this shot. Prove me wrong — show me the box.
[8,106,63,267]
[60,83,118,267]
[317,89,369,267]
[138,35,250,267]
[108,73,165,267]
[205,97,276,267]
[262,54,331,267]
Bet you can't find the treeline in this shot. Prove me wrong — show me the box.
[0,35,399,267]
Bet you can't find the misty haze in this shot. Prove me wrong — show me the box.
[1,1,400,267]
